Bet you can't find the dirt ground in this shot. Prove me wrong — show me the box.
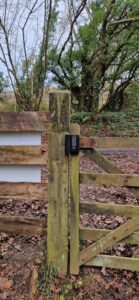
[1,148,139,299]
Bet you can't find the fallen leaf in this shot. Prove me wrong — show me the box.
[0,277,13,289]
[14,245,22,251]
[101,267,106,275]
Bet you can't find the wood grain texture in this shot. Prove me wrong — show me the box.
[80,137,96,149]
[80,137,139,149]
[0,112,48,132]
[79,216,139,266]
[80,173,139,187]
[0,182,47,200]
[49,93,70,132]
[80,228,139,245]
[94,137,139,148]
[80,202,139,217]
[70,124,80,275]
[0,146,47,164]
[47,92,70,274]
[0,215,46,235]
[85,255,139,271]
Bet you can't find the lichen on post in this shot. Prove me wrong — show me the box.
[70,123,80,275]
[47,92,70,274]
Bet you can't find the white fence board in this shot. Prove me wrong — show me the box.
[0,132,41,182]
[0,132,41,145]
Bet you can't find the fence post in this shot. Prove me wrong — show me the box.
[70,123,80,275]
[47,92,70,274]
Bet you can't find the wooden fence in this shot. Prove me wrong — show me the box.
[0,93,71,274]
[1,92,139,276]
[0,111,48,236]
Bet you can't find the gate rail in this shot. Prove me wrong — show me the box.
[70,133,139,274]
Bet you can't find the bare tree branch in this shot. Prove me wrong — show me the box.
[111,16,139,25]
[58,0,87,65]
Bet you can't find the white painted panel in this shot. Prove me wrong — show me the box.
[0,166,41,182]
[0,132,42,182]
[0,132,41,145]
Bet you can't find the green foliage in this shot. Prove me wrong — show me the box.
[0,102,16,111]
[0,72,9,101]
[39,101,49,111]
[71,111,93,124]
[36,262,82,299]
[49,0,139,112]
[91,111,139,137]
[125,81,139,109]
[0,100,48,112]
[36,263,58,296]
[70,109,139,137]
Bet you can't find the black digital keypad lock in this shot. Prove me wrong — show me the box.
[65,135,80,155]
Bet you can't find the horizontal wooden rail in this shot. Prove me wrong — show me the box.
[80,137,96,149]
[0,182,47,200]
[0,146,47,165]
[80,202,139,217]
[84,255,139,271]
[95,137,139,149]
[80,136,139,149]
[80,173,139,187]
[0,215,46,235]
[84,149,139,198]
[80,228,139,245]
[0,112,48,132]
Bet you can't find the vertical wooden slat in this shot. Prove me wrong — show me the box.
[47,92,70,274]
[70,124,80,275]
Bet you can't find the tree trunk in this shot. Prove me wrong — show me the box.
[102,93,123,111]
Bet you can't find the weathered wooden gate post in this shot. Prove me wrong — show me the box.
[47,92,70,274]
[70,124,80,275]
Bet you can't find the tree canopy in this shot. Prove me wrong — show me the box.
[0,0,59,110]
[0,0,86,110]
[1,0,139,111]
[48,0,139,112]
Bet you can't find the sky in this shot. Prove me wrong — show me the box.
[0,0,87,89]
[0,1,69,78]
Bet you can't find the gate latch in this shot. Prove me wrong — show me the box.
[65,135,80,155]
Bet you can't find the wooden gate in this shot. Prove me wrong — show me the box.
[70,129,139,275]
[1,93,139,276]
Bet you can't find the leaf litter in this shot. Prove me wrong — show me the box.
[0,136,139,299]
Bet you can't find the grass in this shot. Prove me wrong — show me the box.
[39,101,49,111]
[0,102,17,111]
[0,101,48,112]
